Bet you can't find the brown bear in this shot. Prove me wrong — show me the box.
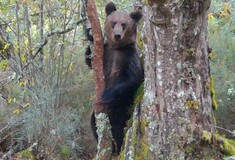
[88,2,144,154]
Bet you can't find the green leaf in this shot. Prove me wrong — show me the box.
[0,60,8,71]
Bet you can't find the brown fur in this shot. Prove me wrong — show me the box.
[105,11,138,47]
[90,2,144,154]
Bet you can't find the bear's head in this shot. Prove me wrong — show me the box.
[104,2,142,47]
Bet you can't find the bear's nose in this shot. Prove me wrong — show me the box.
[115,34,121,40]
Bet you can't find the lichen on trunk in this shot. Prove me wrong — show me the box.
[122,0,219,159]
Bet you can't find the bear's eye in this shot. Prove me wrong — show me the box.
[111,22,117,29]
[121,23,127,30]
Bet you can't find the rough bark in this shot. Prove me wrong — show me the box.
[87,0,104,106]
[86,0,112,159]
[122,0,216,159]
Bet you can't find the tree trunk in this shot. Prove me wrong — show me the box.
[122,0,217,159]
[39,0,44,64]
[87,0,113,159]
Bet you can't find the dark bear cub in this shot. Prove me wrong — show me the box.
[89,2,144,154]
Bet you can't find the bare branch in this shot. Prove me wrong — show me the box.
[22,17,87,70]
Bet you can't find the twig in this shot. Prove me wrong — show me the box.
[22,17,87,70]
[0,17,17,36]
[0,132,11,144]
[215,125,233,134]
[0,125,9,134]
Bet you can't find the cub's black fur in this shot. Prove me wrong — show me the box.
[85,28,93,69]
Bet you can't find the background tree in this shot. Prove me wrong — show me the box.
[209,0,235,137]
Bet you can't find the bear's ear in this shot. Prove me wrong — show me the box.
[130,10,142,22]
[105,2,117,16]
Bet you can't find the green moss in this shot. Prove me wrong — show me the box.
[119,120,138,160]
[120,84,148,159]
[132,85,150,160]
[17,149,35,160]
[136,143,150,160]
[144,0,153,6]
[208,53,216,60]
[120,118,150,160]
[214,133,235,156]
[131,121,138,146]
[186,48,196,56]
[222,138,235,156]
[185,143,195,155]
[137,27,143,51]
[134,84,144,105]
[136,138,150,160]
[119,129,130,159]
[59,145,70,158]
[137,120,150,160]
[202,130,212,143]
[135,118,150,160]
[202,131,235,156]
[124,84,144,133]
[205,83,210,90]
[209,76,218,110]
[213,115,217,125]
[185,100,199,109]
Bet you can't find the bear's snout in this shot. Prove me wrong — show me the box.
[115,34,121,40]
[113,23,123,41]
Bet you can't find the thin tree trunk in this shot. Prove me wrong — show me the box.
[87,0,112,159]
[23,2,35,87]
[47,8,56,87]
[39,0,44,64]
[123,0,217,159]
[23,3,33,59]
[56,2,67,88]
[15,2,22,71]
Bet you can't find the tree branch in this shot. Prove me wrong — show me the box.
[22,17,87,70]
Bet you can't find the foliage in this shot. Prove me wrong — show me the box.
[208,0,235,134]
[0,0,94,159]
[202,130,235,156]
